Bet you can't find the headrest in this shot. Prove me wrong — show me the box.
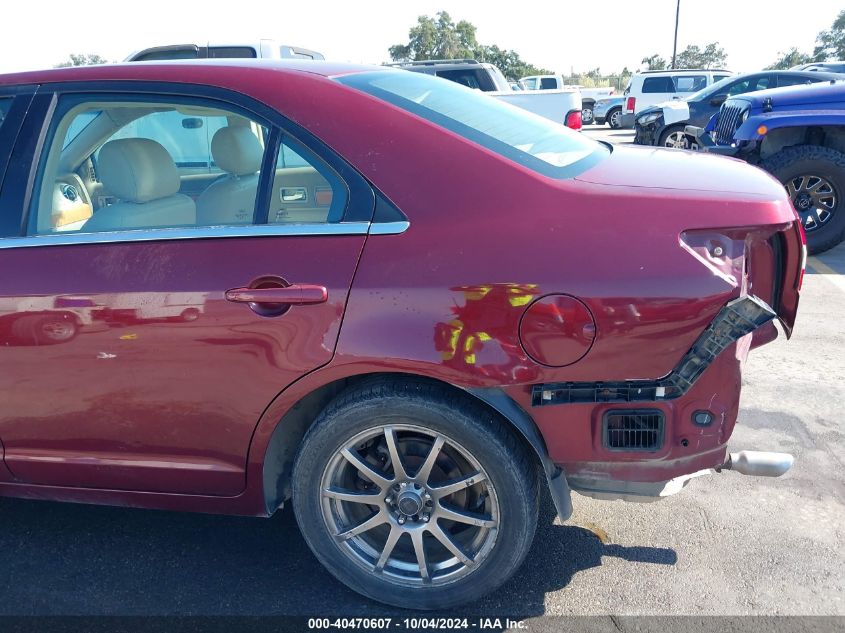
[211,126,263,176]
[98,138,180,203]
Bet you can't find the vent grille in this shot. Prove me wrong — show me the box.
[715,103,745,145]
[603,410,664,452]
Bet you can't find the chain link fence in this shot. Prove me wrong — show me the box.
[561,75,631,92]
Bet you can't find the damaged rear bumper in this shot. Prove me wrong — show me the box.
[569,450,794,502]
[531,295,776,407]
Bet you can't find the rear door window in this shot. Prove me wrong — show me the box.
[642,77,675,93]
[436,69,485,90]
[673,75,707,93]
[540,77,558,89]
[777,75,814,88]
[723,75,773,96]
[207,47,257,59]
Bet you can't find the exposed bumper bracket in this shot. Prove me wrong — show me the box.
[532,295,776,407]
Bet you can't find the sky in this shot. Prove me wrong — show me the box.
[0,0,842,76]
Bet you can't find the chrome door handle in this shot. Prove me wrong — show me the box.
[225,284,328,305]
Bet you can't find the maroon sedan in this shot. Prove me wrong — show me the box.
[0,61,804,609]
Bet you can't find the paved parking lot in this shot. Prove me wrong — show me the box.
[1,134,843,619]
[583,124,635,145]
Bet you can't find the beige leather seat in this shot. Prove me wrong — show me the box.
[196,126,263,225]
[82,138,195,232]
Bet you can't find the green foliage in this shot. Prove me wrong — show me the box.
[813,9,845,61]
[389,12,551,81]
[54,53,109,68]
[766,48,814,70]
[642,54,668,70]
[475,44,552,80]
[674,42,728,69]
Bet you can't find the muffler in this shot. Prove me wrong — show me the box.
[718,450,794,477]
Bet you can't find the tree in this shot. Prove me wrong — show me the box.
[766,47,814,70]
[641,54,668,70]
[54,53,109,68]
[674,42,728,69]
[388,12,478,61]
[389,12,551,81]
[813,9,845,60]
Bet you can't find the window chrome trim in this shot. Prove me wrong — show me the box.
[368,221,410,235]
[0,222,371,249]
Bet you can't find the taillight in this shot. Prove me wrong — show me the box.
[565,110,582,130]
[625,96,636,113]
[797,222,807,291]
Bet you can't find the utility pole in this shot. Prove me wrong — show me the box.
[671,0,680,69]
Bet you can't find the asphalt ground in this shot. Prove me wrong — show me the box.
[1,131,843,623]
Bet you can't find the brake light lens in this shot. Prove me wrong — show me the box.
[626,96,636,113]
[565,110,582,130]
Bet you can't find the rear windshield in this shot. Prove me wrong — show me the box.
[337,71,607,178]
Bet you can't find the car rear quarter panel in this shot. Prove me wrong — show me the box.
[250,74,801,479]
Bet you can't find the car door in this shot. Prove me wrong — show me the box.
[0,85,373,496]
[0,88,35,484]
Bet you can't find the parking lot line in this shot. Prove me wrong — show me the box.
[807,257,845,293]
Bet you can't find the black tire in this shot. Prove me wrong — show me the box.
[11,313,78,345]
[607,107,623,129]
[292,379,539,610]
[658,124,699,150]
[180,307,200,322]
[581,105,594,125]
[761,144,845,254]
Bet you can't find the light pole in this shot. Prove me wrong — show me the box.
[671,0,680,69]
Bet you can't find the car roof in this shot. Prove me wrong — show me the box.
[636,69,732,75]
[0,59,382,87]
[388,60,496,72]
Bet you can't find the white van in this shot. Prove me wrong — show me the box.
[621,69,733,126]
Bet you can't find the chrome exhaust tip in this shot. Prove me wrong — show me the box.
[719,450,794,477]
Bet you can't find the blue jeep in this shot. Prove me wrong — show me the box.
[690,80,845,253]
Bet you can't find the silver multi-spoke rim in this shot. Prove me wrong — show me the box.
[41,320,75,341]
[582,108,593,124]
[320,424,499,587]
[786,174,837,233]
[664,131,698,150]
[609,110,622,128]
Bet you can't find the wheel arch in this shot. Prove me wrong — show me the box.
[260,371,572,520]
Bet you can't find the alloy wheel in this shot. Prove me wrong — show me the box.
[663,131,698,150]
[41,319,76,341]
[319,424,500,587]
[786,174,837,233]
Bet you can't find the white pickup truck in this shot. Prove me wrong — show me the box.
[519,74,615,125]
[393,60,584,130]
[126,40,324,62]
